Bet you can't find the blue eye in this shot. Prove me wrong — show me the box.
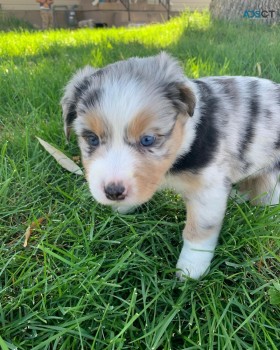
[87,133,100,147]
[140,135,156,147]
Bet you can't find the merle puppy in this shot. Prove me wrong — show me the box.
[61,53,280,279]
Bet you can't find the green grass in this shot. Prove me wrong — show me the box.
[0,11,280,350]
[0,13,34,32]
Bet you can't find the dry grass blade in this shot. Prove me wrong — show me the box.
[23,217,46,247]
[36,137,83,176]
[256,62,262,77]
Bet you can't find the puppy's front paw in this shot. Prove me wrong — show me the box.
[176,238,216,280]
[176,259,210,280]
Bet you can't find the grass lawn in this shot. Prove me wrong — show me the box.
[0,11,280,350]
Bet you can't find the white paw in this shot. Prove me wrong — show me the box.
[176,237,216,280]
[176,259,210,280]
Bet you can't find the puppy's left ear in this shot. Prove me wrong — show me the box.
[166,82,196,117]
[61,66,97,141]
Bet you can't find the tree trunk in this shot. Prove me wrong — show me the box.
[210,0,280,24]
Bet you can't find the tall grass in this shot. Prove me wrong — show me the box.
[0,14,34,32]
[0,11,279,350]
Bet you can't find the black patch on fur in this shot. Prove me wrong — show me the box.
[65,77,93,128]
[65,70,105,128]
[274,161,280,170]
[79,89,102,114]
[275,133,280,149]
[170,80,219,173]
[92,68,105,78]
[214,78,237,100]
[65,104,78,128]
[239,80,260,169]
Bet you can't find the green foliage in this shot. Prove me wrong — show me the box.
[0,11,279,350]
[0,13,34,32]
[269,282,280,305]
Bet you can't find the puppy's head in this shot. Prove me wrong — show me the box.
[61,52,195,210]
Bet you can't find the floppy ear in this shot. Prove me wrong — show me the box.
[165,82,196,117]
[61,66,97,140]
[155,52,196,117]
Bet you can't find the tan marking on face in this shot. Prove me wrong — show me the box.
[84,111,108,138]
[77,112,110,178]
[133,118,185,203]
[81,157,91,180]
[126,111,153,141]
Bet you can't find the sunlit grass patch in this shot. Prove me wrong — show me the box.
[0,11,209,58]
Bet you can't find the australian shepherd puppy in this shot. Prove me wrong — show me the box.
[61,53,280,280]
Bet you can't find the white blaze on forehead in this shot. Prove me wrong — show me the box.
[96,79,176,143]
[102,80,143,142]
[103,79,149,118]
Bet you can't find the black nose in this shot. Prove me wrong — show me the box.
[104,182,126,201]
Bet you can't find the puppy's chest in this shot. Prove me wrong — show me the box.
[163,172,203,198]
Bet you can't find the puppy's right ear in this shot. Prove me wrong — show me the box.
[61,66,97,141]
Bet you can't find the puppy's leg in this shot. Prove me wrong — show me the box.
[240,170,280,206]
[176,181,230,280]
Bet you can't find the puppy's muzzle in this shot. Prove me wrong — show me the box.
[104,182,126,201]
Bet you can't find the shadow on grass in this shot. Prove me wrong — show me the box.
[2,15,280,121]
